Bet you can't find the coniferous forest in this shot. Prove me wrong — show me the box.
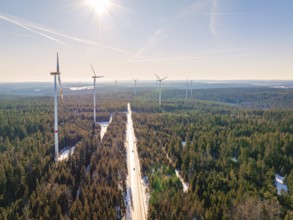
[132,99,293,219]
[0,87,292,219]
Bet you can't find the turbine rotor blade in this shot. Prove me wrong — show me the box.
[90,64,96,76]
[57,53,60,73]
[58,75,64,102]
[162,76,168,81]
[155,74,160,80]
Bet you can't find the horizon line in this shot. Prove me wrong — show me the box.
[0,79,292,84]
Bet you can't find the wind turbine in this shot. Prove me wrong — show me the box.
[91,64,103,124]
[114,80,118,93]
[190,80,193,96]
[50,53,63,162]
[133,78,139,96]
[155,74,168,107]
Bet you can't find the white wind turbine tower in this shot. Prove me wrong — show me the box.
[133,78,139,96]
[190,80,193,96]
[114,80,118,93]
[190,80,193,98]
[50,53,64,162]
[91,64,104,124]
[155,74,168,107]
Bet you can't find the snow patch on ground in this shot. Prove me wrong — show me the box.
[175,169,189,192]
[69,86,93,91]
[97,114,113,140]
[275,174,288,195]
[58,146,76,161]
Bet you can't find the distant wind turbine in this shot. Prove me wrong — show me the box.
[133,78,139,96]
[114,80,118,93]
[185,78,189,99]
[50,53,63,162]
[190,80,193,96]
[155,74,168,107]
[90,64,103,124]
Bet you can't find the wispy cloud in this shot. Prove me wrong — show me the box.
[209,0,218,35]
[176,0,206,20]
[0,12,134,56]
[176,0,220,35]
[207,10,246,35]
[133,28,169,58]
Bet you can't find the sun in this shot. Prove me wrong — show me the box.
[87,0,111,15]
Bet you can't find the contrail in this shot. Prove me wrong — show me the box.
[0,14,71,48]
[0,13,134,56]
[21,18,134,55]
[209,0,218,35]
[205,12,244,15]
[176,0,206,20]
[134,28,169,58]
[32,25,134,56]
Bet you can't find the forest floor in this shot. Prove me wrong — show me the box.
[126,103,148,220]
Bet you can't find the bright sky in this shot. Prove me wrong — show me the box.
[0,0,292,82]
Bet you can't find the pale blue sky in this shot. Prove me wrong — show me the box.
[0,0,292,82]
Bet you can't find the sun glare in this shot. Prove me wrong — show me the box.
[87,0,110,15]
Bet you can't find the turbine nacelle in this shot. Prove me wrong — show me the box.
[50,72,60,75]
[155,74,168,82]
[90,64,104,80]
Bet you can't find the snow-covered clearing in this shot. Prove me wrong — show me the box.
[97,114,112,140]
[275,174,288,195]
[58,146,76,161]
